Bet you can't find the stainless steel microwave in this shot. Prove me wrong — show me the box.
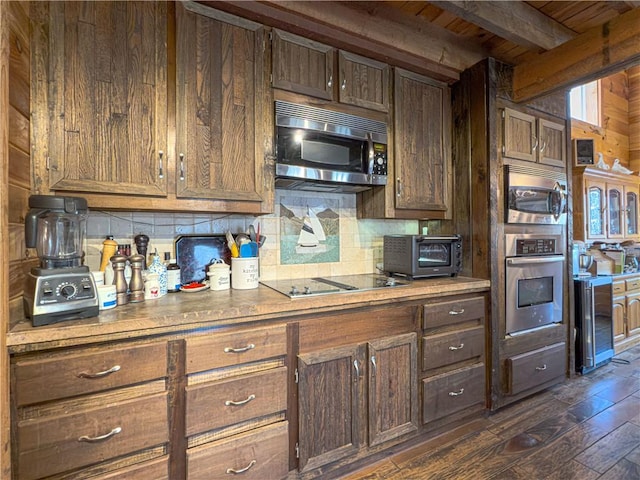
[383,235,462,279]
[505,164,567,224]
[274,101,388,193]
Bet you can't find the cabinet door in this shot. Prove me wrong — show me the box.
[626,291,640,337]
[45,1,168,196]
[176,3,268,203]
[586,179,607,239]
[502,108,536,162]
[271,29,334,100]
[625,185,640,240]
[394,69,451,214]
[612,294,626,344]
[367,333,418,447]
[607,185,625,238]
[338,51,389,112]
[538,118,566,168]
[297,344,365,472]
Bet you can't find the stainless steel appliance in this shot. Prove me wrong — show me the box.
[261,274,409,298]
[505,165,567,224]
[275,101,388,192]
[505,233,564,335]
[23,195,98,326]
[383,235,462,279]
[574,276,614,374]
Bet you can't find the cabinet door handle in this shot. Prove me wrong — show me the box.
[158,150,164,179]
[396,177,402,197]
[448,343,464,351]
[531,136,539,153]
[370,355,377,376]
[535,364,547,371]
[224,343,255,353]
[448,388,464,397]
[341,79,346,90]
[179,153,185,180]
[77,365,121,379]
[327,74,333,88]
[353,359,360,381]
[226,459,256,474]
[225,394,256,406]
[448,309,465,315]
[78,426,122,443]
[539,139,547,153]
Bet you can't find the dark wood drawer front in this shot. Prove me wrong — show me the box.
[422,296,485,329]
[422,326,484,371]
[422,363,485,424]
[187,421,289,480]
[186,325,287,374]
[506,342,566,395]
[17,392,169,480]
[92,456,169,479]
[186,367,287,436]
[13,342,168,406]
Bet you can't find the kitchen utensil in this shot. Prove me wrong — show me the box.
[239,242,259,258]
[249,224,257,242]
[235,233,251,246]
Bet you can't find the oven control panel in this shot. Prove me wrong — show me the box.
[516,238,556,256]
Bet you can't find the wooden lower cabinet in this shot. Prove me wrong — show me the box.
[187,422,289,480]
[297,332,418,473]
[505,342,566,395]
[612,274,640,353]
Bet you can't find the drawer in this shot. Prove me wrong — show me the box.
[17,392,169,480]
[187,421,289,480]
[626,277,640,291]
[613,280,626,294]
[92,456,169,479]
[13,342,168,406]
[186,367,288,436]
[422,296,485,329]
[506,342,566,395]
[186,325,287,374]
[422,325,484,371]
[422,363,485,423]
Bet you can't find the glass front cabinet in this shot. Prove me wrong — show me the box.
[574,167,640,242]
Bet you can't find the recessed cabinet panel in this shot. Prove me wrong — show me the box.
[608,186,624,238]
[338,51,390,112]
[587,180,607,239]
[538,119,566,167]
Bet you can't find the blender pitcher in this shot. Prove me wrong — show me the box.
[25,195,89,269]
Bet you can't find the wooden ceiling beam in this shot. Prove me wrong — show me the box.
[430,0,576,51]
[201,0,489,82]
[512,7,640,103]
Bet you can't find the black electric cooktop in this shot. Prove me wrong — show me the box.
[260,274,410,298]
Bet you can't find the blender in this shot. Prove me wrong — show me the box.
[23,195,98,326]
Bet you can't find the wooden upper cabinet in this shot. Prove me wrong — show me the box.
[42,1,168,196]
[176,3,268,202]
[271,29,334,100]
[271,29,390,112]
[393,69,451,215]
[502,107,566,168]
[338,51,389,112]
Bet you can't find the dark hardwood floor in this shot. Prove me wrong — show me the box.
[344,346,640,480]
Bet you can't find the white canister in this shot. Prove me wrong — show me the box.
[207,260,230,291]
[97,285,117,310]
[91,271,105,287]
[145,273,161,300]
[231,257,259,289]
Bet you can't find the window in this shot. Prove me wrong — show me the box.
[570,80,600,126]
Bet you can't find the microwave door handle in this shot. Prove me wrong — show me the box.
[506,256,564,266]
[367,133,374,174]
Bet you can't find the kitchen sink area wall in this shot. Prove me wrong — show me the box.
[83,190,419,282]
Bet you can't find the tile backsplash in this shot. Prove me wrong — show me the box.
[84,191,418,281]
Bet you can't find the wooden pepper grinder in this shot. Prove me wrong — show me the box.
[134,233,150,270]
[128,254,145,303]
[111,254,129,306]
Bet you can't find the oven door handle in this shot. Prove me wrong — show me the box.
[506,256,564,266]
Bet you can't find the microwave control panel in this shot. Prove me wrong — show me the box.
[371,143,387,176]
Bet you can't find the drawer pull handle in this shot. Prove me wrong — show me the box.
[225,394,256,406]
[77,365,121,379]
[448,309,465,315]
[535,364,547,371]
[224,344,255,353]
[448,388,465,397]
[448,343,465,351]
[226,459,256,474]
[78,426,122,443]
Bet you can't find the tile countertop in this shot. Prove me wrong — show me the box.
[8,276,490,353]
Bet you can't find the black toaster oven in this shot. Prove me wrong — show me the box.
[383,235,462,279]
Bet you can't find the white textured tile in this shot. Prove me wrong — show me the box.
[86,212,111,238]
[193,216,213,234]
[109,212,133,239]
[154,213,176,237]
[132,212,155,237]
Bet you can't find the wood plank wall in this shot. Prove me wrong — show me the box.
[571,71,630,168]
[2,1,31,476]
[629,66,640,171]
